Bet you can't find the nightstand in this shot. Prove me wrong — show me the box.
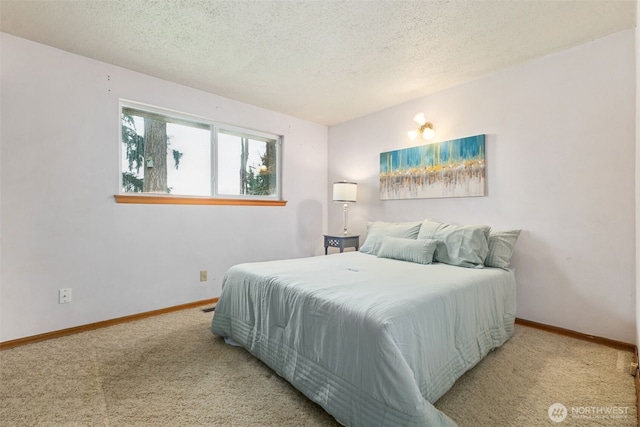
[324,234,359,255]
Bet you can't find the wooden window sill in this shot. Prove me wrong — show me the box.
[114,194,287,206]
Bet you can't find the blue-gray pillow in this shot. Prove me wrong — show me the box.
[417,219,490,268]
[360,221,422,255]
[377,237,438,265]
[485,229,521,269]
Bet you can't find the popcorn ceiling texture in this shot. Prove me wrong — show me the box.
[0,1,634,125]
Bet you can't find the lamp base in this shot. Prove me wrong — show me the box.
[342,203,349,235]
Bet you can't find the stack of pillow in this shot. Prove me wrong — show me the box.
[359,219,521,269]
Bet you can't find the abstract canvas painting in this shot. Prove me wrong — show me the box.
[380,135,485,200]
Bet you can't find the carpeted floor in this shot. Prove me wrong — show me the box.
[0,308,635,426]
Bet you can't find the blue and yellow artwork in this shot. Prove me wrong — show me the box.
[380,135,485,200]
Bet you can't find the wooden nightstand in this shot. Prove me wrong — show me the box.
[324,234,359,255]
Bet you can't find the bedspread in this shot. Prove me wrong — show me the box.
[211,252,516,426]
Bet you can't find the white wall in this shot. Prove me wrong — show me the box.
[0,33,328,342]
[329,30,636,343]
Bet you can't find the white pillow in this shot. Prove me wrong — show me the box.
[377,237,438,264]
[360,221,422,255]
[417,219,490,268]
[485,229,521,269]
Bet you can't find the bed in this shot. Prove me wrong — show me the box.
[210,220,519,426]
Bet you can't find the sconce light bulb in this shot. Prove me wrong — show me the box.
[413,112,427,126]
[408,130,418,140]
[422,125,435,140]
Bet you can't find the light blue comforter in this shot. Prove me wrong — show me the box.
[211,252,516,426]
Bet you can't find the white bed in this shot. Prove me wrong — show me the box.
[211,231,518,427]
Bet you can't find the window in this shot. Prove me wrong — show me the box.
[119,101,282,205]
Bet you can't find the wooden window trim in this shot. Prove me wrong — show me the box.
[115,194,287,206]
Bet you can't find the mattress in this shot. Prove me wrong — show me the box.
[211,251,516,426]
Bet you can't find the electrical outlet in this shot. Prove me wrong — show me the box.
[200,270,207,282]
[59,288,72,304]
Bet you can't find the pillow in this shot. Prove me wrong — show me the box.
[377,237,438,265]
[485,229,521,269]
[359,221,422,255]
[417,219,490,268]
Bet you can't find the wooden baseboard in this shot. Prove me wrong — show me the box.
[0,298,218,351]
[514,317,635,352]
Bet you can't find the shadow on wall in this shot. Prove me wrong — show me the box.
[297,199,323,256]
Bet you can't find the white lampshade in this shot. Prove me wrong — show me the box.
[332,181,357,203]
[413,112,427,126]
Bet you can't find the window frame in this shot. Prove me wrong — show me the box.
[117,100,285,206]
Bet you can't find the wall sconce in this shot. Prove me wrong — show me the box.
[332,181,357,235]
[408,112,434,140]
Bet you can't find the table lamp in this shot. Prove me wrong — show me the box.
[332,181,357,235]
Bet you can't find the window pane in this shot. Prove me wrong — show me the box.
[217,130,277,197]
[121,108,211,195]
[166,123,210,196]
[120,102,280,201]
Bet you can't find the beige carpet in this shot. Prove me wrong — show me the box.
[0,308,635,427]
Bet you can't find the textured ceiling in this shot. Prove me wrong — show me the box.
[0,0,635,125]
